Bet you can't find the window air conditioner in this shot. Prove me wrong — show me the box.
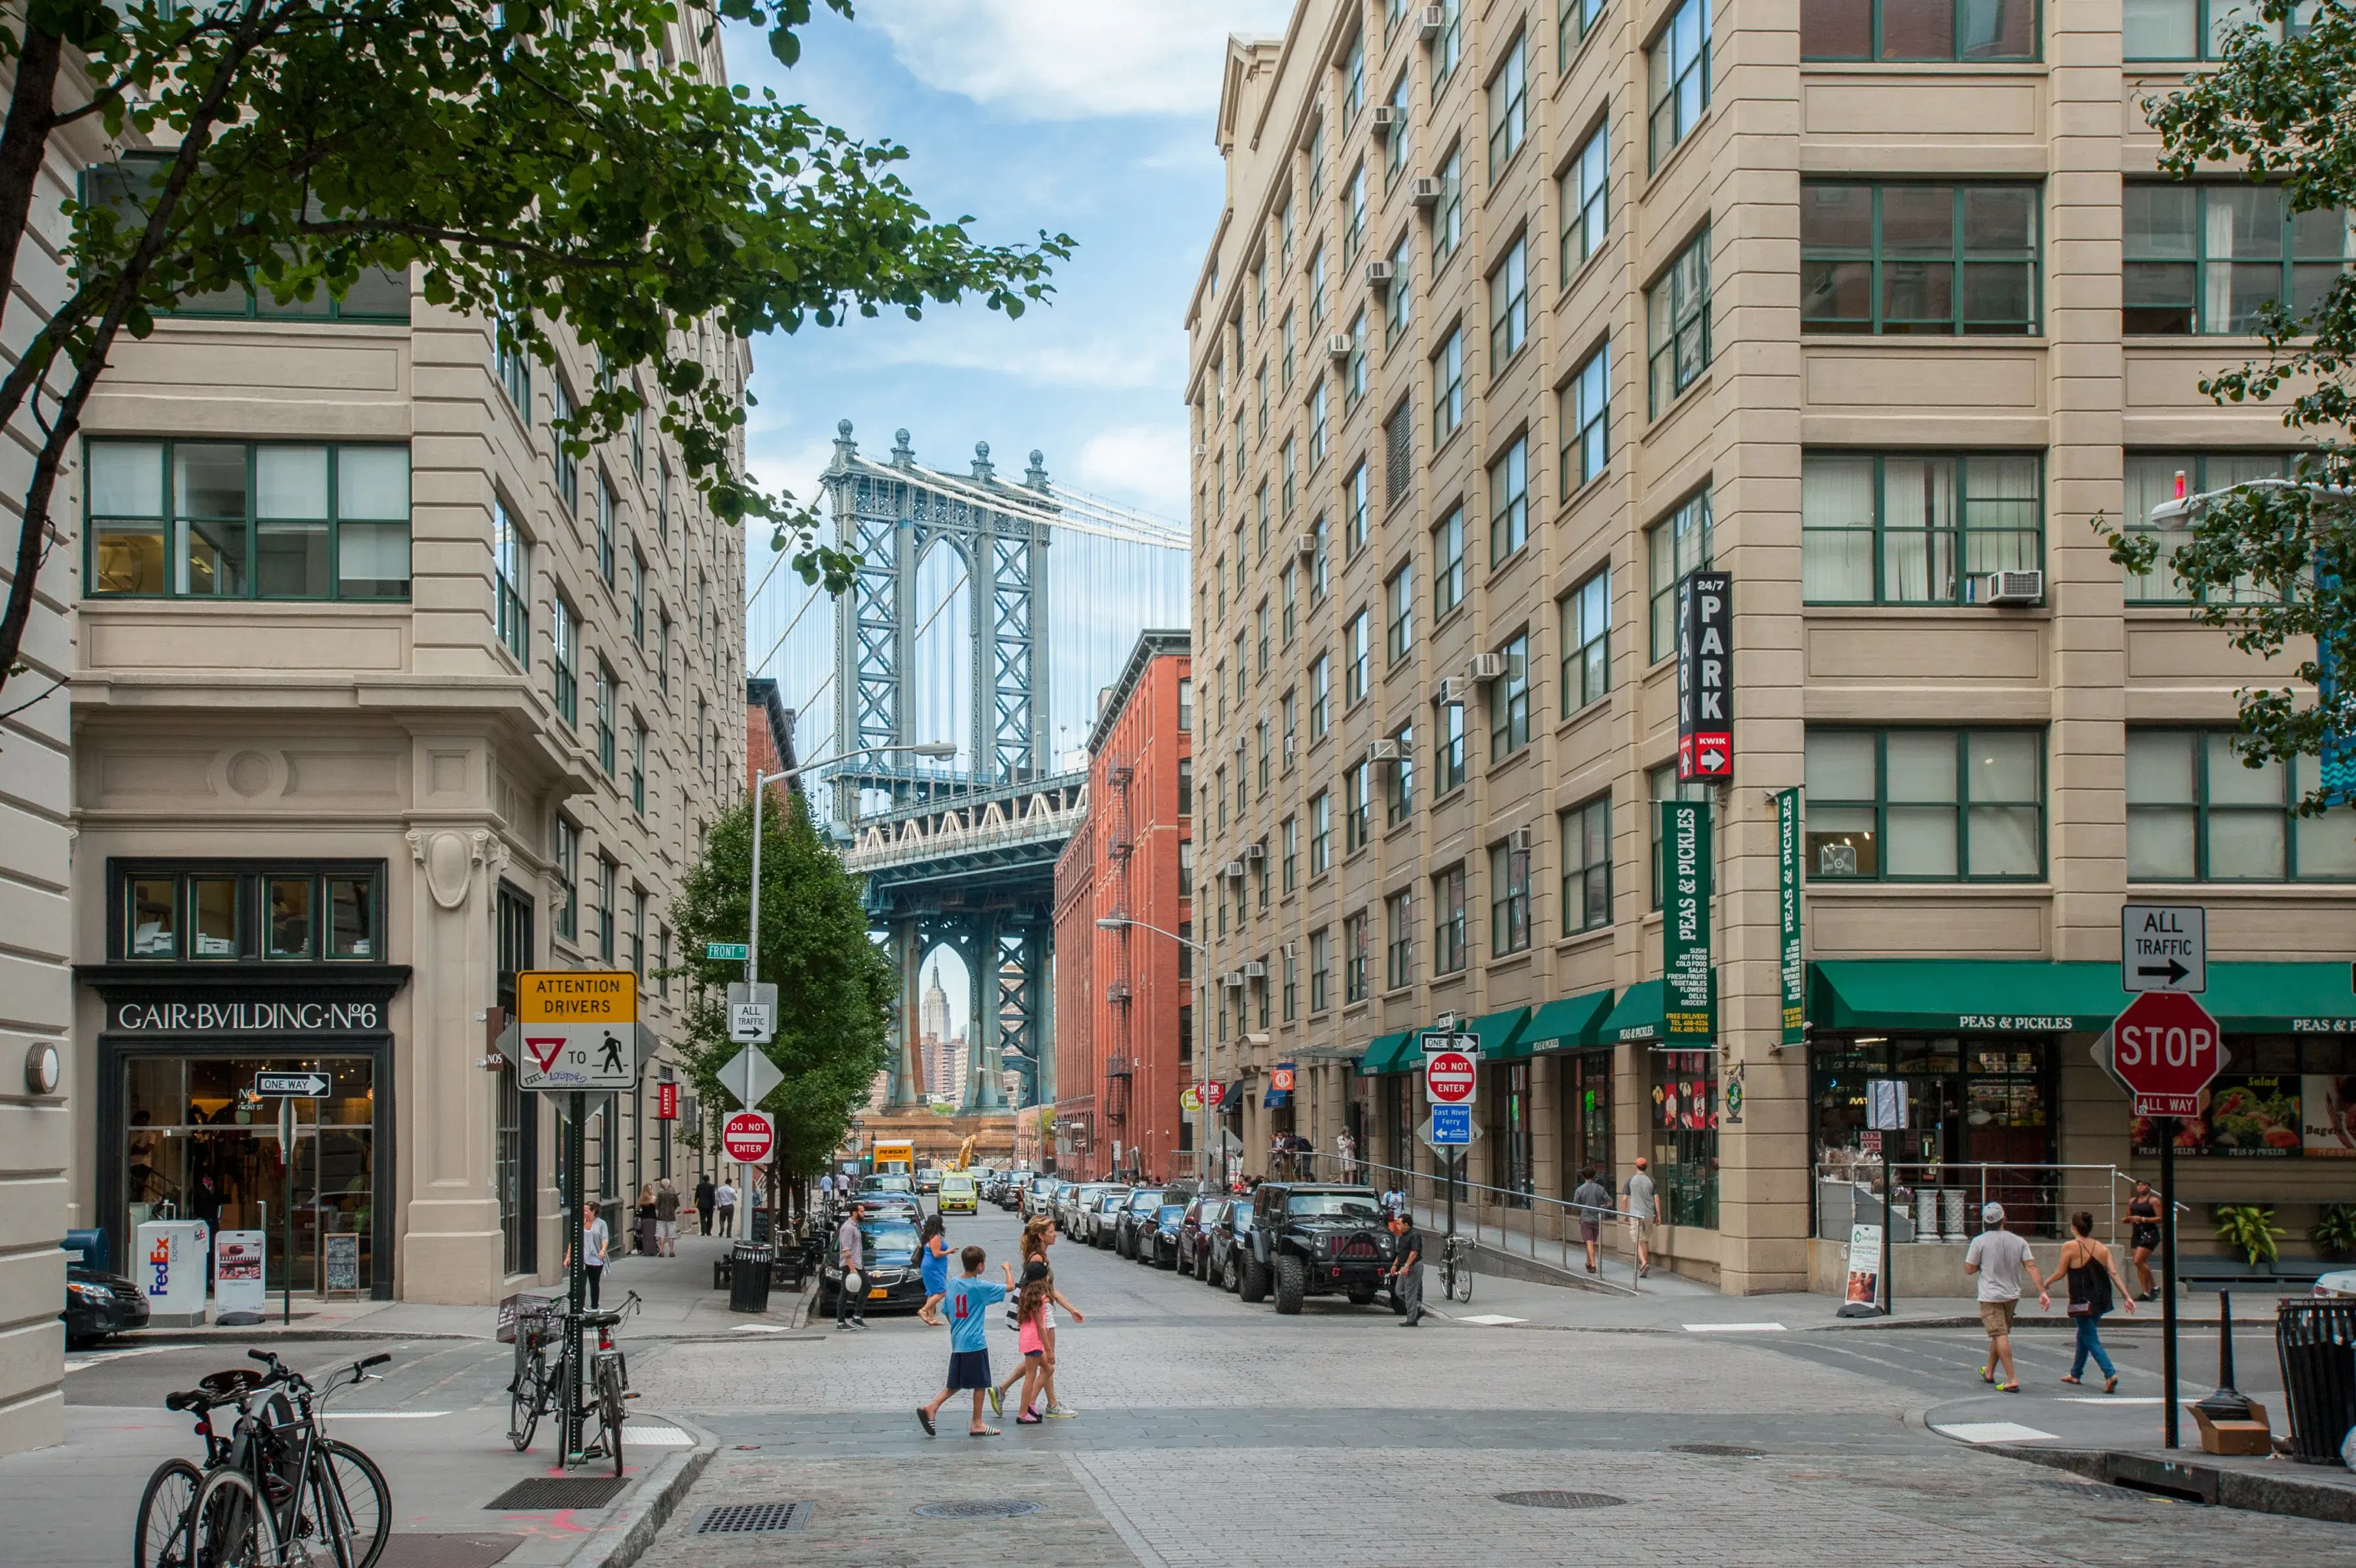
[1370,104,1399,135]
[1411,176,1442,208]
[1106,982,1132,1003]
[1507,825,1533,853]
[1326,332,1352,359]
[1243,842,1267,862]
[1224,971,1247,989]
[1366,738,1402,764]
[1364,259,1395,289]
[1294,533,1319,558]
[1434,677,1468,706]
[1284,736,1298,762]
[1967,568,2045,607]
[1282,942,1298,959]
[1224,859,1247,880]
[1418,5,1445,40]
[1467,652,1507,682]
[1234,732,1248,754]
[1242,960,1268,979]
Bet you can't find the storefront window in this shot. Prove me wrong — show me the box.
[1649,1048,1718,1227]
[2133,1036,2356,1156]
[1811,1035,2059,1232]
[1560,1050,1613,1195]
[1486,1061,1533,1207]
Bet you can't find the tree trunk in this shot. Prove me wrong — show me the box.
[0,27,62,704]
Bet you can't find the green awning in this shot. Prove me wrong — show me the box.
[1524,989,1616,1053]
[1601,980,1668,1044]
[1355,1031,1416,1075]
[1806,959,2356,1036]
[1471,1006,1534,1060]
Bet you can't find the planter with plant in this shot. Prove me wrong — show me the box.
[2213,1204,2285,1267]
[2311,1203,2356,1263]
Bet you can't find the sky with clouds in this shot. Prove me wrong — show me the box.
[723,0,1294,524]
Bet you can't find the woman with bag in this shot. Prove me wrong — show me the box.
[2043,1209,2136,1392]
[635,1184,659,1258]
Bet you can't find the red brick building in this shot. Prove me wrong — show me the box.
[745,677,796,787]
[1051,631,1192,1181]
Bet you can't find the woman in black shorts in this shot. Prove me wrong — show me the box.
[2126,1179,2162,1301]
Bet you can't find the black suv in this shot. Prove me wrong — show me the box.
[1241,1183,1393,1314]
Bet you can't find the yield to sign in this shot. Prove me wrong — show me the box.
[2111,991,2222,1118]
[721,1110,776,1164]
[1425,1050,1478,1105]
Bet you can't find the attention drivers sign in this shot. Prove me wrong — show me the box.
[516,971,639,1090]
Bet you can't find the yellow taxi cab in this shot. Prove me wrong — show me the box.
[937,1172,979,1214]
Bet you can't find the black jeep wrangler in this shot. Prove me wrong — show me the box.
[1241,1183,1394,1314]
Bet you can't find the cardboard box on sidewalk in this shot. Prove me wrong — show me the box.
[2190,1401,2271,1457]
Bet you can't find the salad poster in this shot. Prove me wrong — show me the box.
[2133,1075,2356,1156]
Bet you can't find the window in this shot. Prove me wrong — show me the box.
[1434,329,1464,442]
[1257,601,1272,673]
[2122,452,2289,603]
[1562,796,1613,933]
[1216,557,1228,626]
[118,863,384,963]
[85,440,412,600]
[1281,310,1296,389]
[1257,721,1272,792]
[1386,566,1414,664]
[1257,482,1271,553]
[1802,452,2042,603]
[1306,120,1326,211]
[1179,756,1195,817]
[1342,467,1369,561]
[1647,230,1711,414]
[1647,0,1711,169]
[1345,312,1368,408]
[551,378,579,512]
[1384,393,1414,505]
[1179,676,1194,730]
[552,595,579,723]
[1310,656,1331,738]
[1387,722,1416,824]
[1342,613,1368,707]
[1282,815,1299,892]
[1647,490,1713,661]
[1490,238,1529,371]
[1282,688,1298,763]
[1309,380,1330,468]
[657,927,670,999]
[1488,31,1528,175]
[596,471,616,587]
[1562,0,1607,56]
[1310,927,1332,1011]
[1310,243,1328,325]
[629,397,644,478]
[2125,0,2307,60]
[1802,183,2042,335]
[1282,944,1298,1020]
[1256,366,1269,444]
[554,818,579,940]
[1489,437,1529,564]
[1281,438,1298,515]
[1563,344,1611,494]
[1435,864,1467,973]
[631,887,647,978]
[656,607,671,696]
[630,548,646,646]
[1344,164,1368,264]
[1438,699,1468,793]
[1386,890,1415,988]
[1435,147,1465,264]
[1804,728,2044,881]
[1490,632,1531,758]
[494,497,529,663]
[1385,71,1413,186]
[1311,791,1332,874]
[1312,514,1330,599]
[1257,264,1268,330]
[497,325,533,414]
[1490,839,1531,956]
[1345,910,1370,1001]
[1257,840,1272,908]
[1648,765,1716,907]
[1341,27,1367,122]
[1802,0,2039,58]
[594,661,616,775]
[1279,196,1295,274]
[597,855,617,963]
[1281,564,1298,642]
[631,722,647,814]
[1346,761,1372,853]
[1433,0,1463,86]
[1180,840,1196,898]
[1563,568,1610,712]
[1433,505,1465,616]
[2128,730,2356,880]
[2124,183,2347,335]
[1563,120,1610,279]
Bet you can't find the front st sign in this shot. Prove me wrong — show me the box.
[515,970,639,1090]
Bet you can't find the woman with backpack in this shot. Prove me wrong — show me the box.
[2043,1209,2137,1393]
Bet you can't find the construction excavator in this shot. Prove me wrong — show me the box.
[949,1133,978,1172]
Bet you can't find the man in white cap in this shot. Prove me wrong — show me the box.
[1964,1201,2046,1391]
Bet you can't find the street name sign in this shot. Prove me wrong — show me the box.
[718,1044,784,1111]
[515,971,639,1090]
[1424,1050,1478,1106]
[2112,991,2223,1118]
[705,942,749,962]
[255,1071,330,1099]
[721,1111,776,1164]
[1430,1105,1473,1146]
[2122,904,2206,993]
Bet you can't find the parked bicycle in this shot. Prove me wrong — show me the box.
[1438,1234,1474,1304]
[508,1289,640,1474]
[137,1348,391,1568]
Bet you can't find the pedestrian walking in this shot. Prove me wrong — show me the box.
[918,1246,1014,1438]
[694,1175,715,1236]
[1005,1266,1053,1425]
[2125,1179,2163,1301]
[655,1178,680,1256]
[1965,1202,2046,1392]
[836,1202,869,1330]
[918,1213,952,1326]
[567,1200,611,1308]
[715,1177,738,1238]
[1335,1128,1356,1183]
[2044,1210,2136,1392]
[1386,1211,1425,1326]
[1621,1156,1660,1278]
[992,1226,1082,1418]
[1571,1166,1613,1274]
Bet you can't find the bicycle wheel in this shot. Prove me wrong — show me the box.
[310,1440,391,1568]
[508,1353,543,1452]
[1452,1259,1474,1304]
[594,1357,626,1478]
[190,1468,281,1568]
[134,1457,204,1568]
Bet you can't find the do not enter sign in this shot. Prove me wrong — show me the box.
[2111,991,2222,1118]
[1425,1050,1478,1106]
[721,1110,776,1164]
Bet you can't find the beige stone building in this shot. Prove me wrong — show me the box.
[1188,0,2356,1293]
[62,21,748,1317]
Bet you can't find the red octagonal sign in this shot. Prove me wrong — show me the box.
[721,1109,776,1164]
[1425,1050,1477,1105]
[2111,991,2222,1118]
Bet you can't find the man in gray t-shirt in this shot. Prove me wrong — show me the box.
[1963,1202,2046,1389]
[1571,1169,1613,1274]
[1622,1158,1660,1279]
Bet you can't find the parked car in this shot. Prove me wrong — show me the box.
[1241,1184,1393,1313]
[937,1173,979,1214]
[1177,1196,1230,1279]
[914,1168,942,1195]
[1023,1177,1066,1221]
[856,1173,914,1196]
[63,1261,149,1347]
[1113,1188,1167,1259]
[1058,1182,1118,1234]
[1139,1193,1192,1268]
[995,1170,1037,1211]
[1085,1187,1132,1247]
[1205,1199,1256,1291]
[2315,1270,2356,1299]
[818,1214,927,1316]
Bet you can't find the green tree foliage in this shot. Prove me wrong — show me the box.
[0,0,1069,706]
[666,786,891,1181]
[2107,1,2355,805]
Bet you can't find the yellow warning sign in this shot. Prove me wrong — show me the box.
[517,971,637,1025]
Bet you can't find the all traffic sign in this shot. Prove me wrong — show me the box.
[721,1110,776,1164]
[2111,991,2222,1118]
[2122,904,2206,993]
[1424,1050,1478,1106]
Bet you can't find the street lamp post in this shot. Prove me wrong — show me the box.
[1097,914,1212,1185]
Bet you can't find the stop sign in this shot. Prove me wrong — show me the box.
[1424,1050,1477,1105]
[2111,991,2222,1117]
[721,1109,776,1164]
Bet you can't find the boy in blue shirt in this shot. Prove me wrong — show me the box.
[918,1246,1014,1436]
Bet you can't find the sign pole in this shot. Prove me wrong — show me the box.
[2161,1117,2179,1450]
[1881,1143,1894,1318]
[565,1089,586,1465]
[280,1096,294,1326]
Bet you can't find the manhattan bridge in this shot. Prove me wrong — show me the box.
[747,421,1188,1116]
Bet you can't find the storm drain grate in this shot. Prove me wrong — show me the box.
[484,1477,632,1511]
[1495,1491,1627,1510]
[912,1499,1041,1520]
[692,1501,810,1534]
[1669,1443,1765,1457]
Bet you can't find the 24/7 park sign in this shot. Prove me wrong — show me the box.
[1676,570,1733,782]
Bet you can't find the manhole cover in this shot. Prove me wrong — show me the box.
[484,1477,632,1511]
[693,1502,809,1534]
[375,1535,521,1568]
[1495,1491,1626,1510]
[1670,1443,1764,1457]
[912,1500,1042,1520]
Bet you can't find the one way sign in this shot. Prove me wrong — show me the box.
[1676,569,1734,782]
[2121,903,2205,994]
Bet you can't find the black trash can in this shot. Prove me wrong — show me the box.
[2275,1298,2356,1464]
[728,1242,774,1314]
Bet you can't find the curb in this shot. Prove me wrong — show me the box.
[120,1327,485,1345]
[562,1413,719,1568]
[1985,1442,2356,1526]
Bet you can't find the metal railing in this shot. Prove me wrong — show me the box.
[1810,1157,2188,1248]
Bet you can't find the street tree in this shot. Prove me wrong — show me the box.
[0,0,1069,709]
[666,785,892,1193]
[2109,0,2356,807]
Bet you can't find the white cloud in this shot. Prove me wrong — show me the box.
[861,0,1295,120]
[1071,423,1190,516]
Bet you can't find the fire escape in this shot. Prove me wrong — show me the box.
[1101,754,1135,1131]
